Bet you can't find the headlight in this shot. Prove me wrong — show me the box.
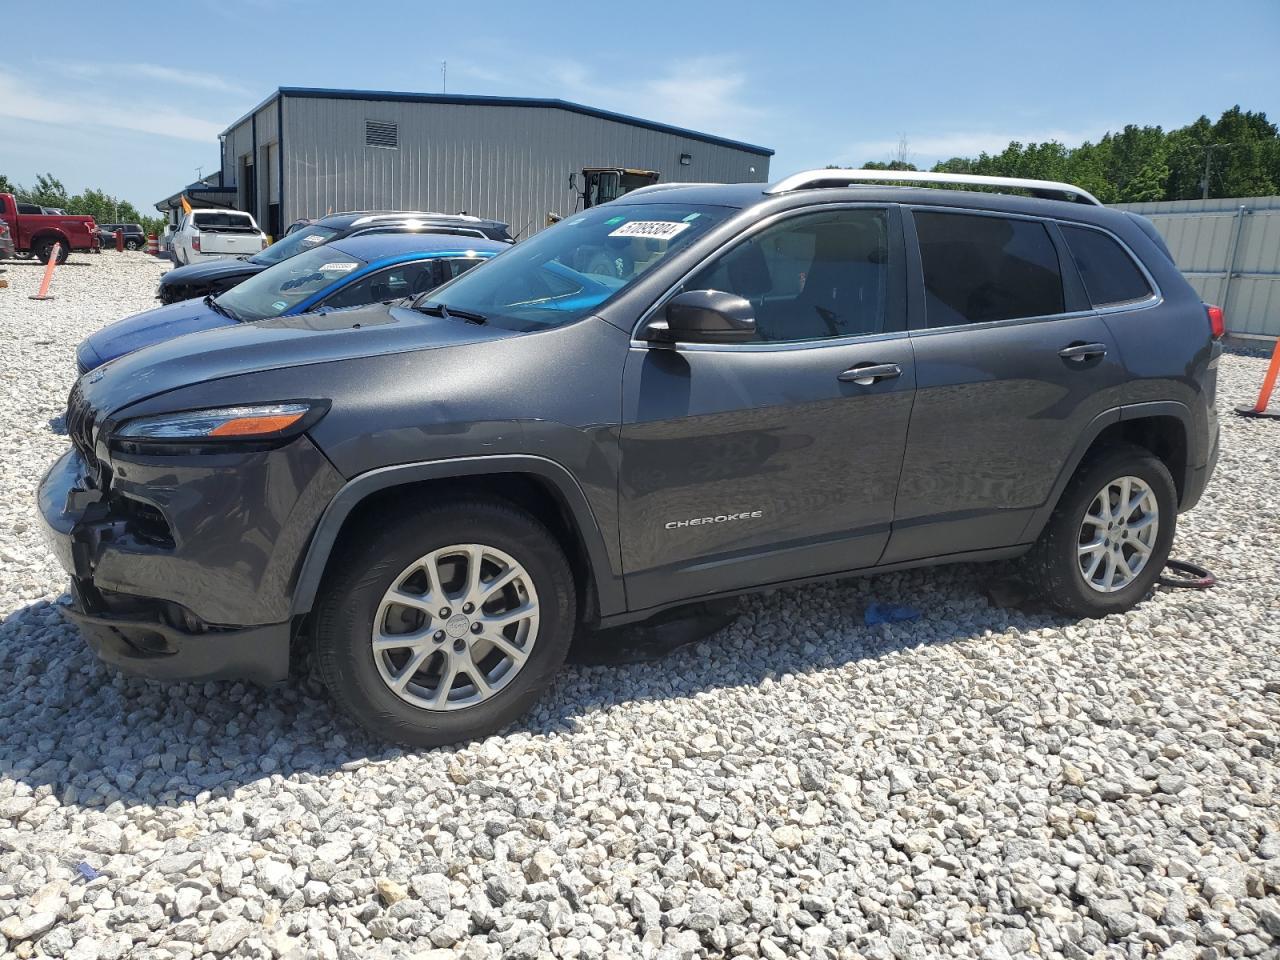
[113,401,328,447]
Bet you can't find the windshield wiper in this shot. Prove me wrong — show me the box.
[204,295,243,322]
[414,301,487,325]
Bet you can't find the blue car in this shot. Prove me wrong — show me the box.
[77,233,507,372]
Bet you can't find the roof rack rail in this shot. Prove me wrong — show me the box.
[620,182,717,199]
[765,169,1103,206]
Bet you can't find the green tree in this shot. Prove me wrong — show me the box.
[916,107,1280,202]
[861,160,919,171]
[24,173,70,209]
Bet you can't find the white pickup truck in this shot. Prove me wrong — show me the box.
[172,210,268,264]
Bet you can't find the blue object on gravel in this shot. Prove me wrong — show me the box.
[864,603,921,626]
[76,862,102,881]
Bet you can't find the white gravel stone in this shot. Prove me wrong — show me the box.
[1,256,1278,958]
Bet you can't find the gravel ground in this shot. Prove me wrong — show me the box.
[0,254,1277,960]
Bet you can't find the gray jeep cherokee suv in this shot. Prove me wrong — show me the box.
[39,170,1221,746]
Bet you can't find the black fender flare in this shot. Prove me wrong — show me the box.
[1018,401,1194,543]
[290,454,625,619]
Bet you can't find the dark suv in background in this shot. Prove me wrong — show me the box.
[98,223,147,250]
[155,211,513,303]
[39,171,1220,746]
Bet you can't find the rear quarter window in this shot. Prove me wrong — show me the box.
[1060,224,1154,307]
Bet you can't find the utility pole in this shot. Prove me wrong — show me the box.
[442,61,447,94]
[1201,143,1227,200]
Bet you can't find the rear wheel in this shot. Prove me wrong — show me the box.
[125,239,140,251]
[1024,443,1176,618]
[312,499,576,747]
[34,238,69,264]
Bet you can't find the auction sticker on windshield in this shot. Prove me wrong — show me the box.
[608,221,691,241]
[321,262,360,272]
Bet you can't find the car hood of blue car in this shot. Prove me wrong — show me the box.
[77,298,232,373]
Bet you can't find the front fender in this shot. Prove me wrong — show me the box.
[290,454,625,619]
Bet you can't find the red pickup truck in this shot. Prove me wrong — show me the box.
[0,194,98,263]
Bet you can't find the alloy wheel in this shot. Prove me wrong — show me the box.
[371,543,539,710]
[1076,475,1160,593]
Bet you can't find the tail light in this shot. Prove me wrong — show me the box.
[1205,303,1225,340]
[191,235,201,252]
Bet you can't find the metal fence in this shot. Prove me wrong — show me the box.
[1110,196,1280,340]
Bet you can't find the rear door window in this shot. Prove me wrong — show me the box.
[1059,224,1153,307]
[914,211,1065,326]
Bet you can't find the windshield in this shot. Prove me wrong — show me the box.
[216,245,368,322]
[251,224,341,265]
[423,202,729,331]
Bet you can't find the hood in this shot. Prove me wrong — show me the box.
[78,299,237,371]
[78,301,523,418]
[158,257,264,289]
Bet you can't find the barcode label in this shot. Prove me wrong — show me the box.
[607,221,690,241]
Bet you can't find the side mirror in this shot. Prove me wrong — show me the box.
[645,289,756,344]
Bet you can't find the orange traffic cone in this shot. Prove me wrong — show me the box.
[28,244,61,301]
[1235,338,1280,419]
[146,233,159,256]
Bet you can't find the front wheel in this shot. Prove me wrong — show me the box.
[312,499,576,747]
[1023,443,1177,618]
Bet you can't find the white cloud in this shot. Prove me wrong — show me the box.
[0,68,223,142]
[548,56,765,137]
[843,126,1115,166]
[47,60,249,95]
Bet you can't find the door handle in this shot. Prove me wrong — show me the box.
[1058,342,1108,362]
[838,362,902,385]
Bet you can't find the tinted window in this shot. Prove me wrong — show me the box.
[215,245,369,321]
[17,203,42,214]
[915,212,1064,326]
[438,257,490,282]
[193,212,257,231]
[1060,224,1153,306]
[425,203,726,332]
[683,209,890,342]
[324,260,458,309]
[252,224,340,265]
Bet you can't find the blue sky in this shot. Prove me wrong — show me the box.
[2,0,1278,212]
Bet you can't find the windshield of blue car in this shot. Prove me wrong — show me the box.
[420,203,728,331]
[216,245,369,322]
[250,224,341,265]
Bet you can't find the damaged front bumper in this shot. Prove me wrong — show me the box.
[36,444,339,685]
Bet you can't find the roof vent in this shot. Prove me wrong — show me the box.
[365,120,399,149]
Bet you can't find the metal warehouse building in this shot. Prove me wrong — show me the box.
[215,86,774,239]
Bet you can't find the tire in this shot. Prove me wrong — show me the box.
[125,239,140,251]
[1023,443,1176,618]
[312,499,577,747]
[34,238,69,264]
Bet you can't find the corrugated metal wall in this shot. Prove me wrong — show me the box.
[222,100,281,228]
[280,96,770,238]
[1111,196,1280,338]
